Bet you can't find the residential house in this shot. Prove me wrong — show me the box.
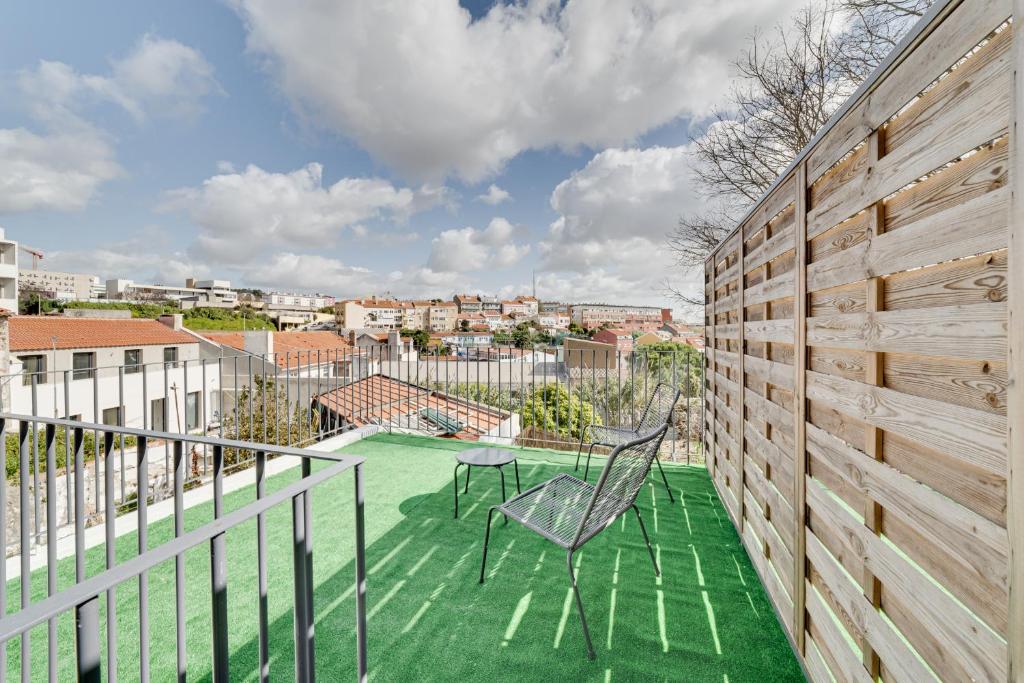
[437,331,493,350]
[401,302,428,331]
[480,295,501,313]
[5,314,218,433]
[592,328,634,354]
[350,330,418,361]
[453,294,481,313]
[569,303,663,332]
[426,301,457,332]
[336,297,404,330]
[633,332,664,347]
[501,299,531,316]
[515,295,539,316]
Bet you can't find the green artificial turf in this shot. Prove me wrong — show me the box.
[5,433,803,682]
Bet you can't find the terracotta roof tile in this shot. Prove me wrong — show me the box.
[204,330,352,368]
[10,316,197,352]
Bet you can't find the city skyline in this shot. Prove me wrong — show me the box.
[0,0,810,317]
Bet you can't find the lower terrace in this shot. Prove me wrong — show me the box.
[5,432,801,681]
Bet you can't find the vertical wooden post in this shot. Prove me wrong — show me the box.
[762,222,773,558]
[708,257,718,477]
[737,233,746,536]
[862,129,886,679]
[1007,4,1024,679]
[793,162,809,652]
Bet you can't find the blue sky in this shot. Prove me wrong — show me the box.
[0,0,808,317]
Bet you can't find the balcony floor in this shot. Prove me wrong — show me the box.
[8,433,802,681]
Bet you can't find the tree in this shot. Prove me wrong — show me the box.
[667,0,933,305]
[522,384,600,440]
[459,319,471,332]
[221,376,319,467]
[512,323,533,349]
[401,328,431,352]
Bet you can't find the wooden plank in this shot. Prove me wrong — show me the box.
[743,354,795,391]
[884,249,1008,311]
[809,35,1010,235]
[884,353,1007,415]
[746,270,795,307]
[809,213,871,265]
[746,222,795,271]
[807,423,1009,630]
[808,478,1008,682]
[806,582,873,683]
[804,636,839,683]
[808,347,866,382]
[806,0,1011,180]
[745,318,794,343]
[805,369,1007,476]
[793,160,809,650]
[805,529,938,682]
[806,186,1008,292]
[1007,1,1024,676]
[805,302,1007,361]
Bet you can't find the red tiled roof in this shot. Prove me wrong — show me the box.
[10,316,197,352]
[204,331,352,368]
[315,375,506,438]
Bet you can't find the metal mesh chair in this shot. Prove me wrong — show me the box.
[575,382,680,502]
[479,424,669,659]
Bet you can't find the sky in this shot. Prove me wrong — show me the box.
[0,0,810,319]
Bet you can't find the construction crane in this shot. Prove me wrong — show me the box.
[19,245,43,269]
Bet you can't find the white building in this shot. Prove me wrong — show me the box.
[262,291,335,310]
[4,314,219,433]
[106,278,238,307]
[0,230,18,312]
[19,269,98,301]
[336,298,404,330]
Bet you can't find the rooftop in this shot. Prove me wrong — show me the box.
[204,330,351,367]
[9,315,197,351]
[14,433,801,679]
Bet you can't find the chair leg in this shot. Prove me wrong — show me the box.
[632,505,660,577]
[479,507,497,583]
[566,551,595,660]
[574,432,586,471]
[464,464,471,493]
[513,459,521,493]
[498,466,508,524]
[654,455,675,503]
[583,444,596,482]
[453,463,463,518]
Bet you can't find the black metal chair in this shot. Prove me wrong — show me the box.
[575,382,679,502]
[479,424,669,659]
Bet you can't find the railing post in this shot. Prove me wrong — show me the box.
[211,444,228,682]
[75,595,101,682]
[354,462,368,682]
[292,491,312,681]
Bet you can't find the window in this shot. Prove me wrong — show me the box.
[186,391,200,432]
[72,352,95,381]
[124,349,142,374]
[19,355,46,386]
[163,347,179,368]
[151,398,166,432]
[102,406,122,427]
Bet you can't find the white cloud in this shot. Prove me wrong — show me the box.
[46,227,204,284]
[0,128,121,212]
[539,144,704,309]
[476,184,510,205]
[161,162,447,263]
[427,217,530,272]
[229,0,807,181]
[1,35,217,214]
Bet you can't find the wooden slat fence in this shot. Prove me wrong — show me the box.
[702,0,1024,679]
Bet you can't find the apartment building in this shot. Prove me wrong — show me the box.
[569,303,664,332]
[4,314,217,433]
[454,294,481,313]
[501,299,532,316]
[593,328,634,354]
[426,301,457,332]
[0,229,18,312]
[19,269,98,301]
[514,295,539,316]
[106,278,238,307]
[401,302,428,330]
[480,295,501,313]
[262,291,335,310]
[336,297,404,330]
[538,311,570,330]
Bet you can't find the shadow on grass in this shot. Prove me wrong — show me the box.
[223,450,804,682]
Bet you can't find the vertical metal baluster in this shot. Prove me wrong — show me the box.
[292,486,310,681]
[31,379,40,544]
[64,371,71,524]
[44,423,56,683]
[184,359,190,436]
[137,435,150,682]
[18,420,30,683]
[103,430,117,682]
[119,367,126,501]
[354,462,367,683]
[0,419,6,681]
[93,366,100,520]
[75,595,100,682]
[233,355,239,445]
[286,352,292,447]
[248,355,254,463]
[256,449,269,682]
[629,345,635,429]
[303,459,315,677]
[672,351,678,460]
[202,359,209,477]
[211,444,228,682]
[274,355,281,445]
[163,363,170,480]
[173,440,186,681]
[685,350,692,464]
[262,360,268,446]
[73,427,85,582]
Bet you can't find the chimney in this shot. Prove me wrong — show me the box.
[388,330,400,349]
[244,330,274,357]
[158,313,184,331]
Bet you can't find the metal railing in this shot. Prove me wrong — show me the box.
[0,413,366,682]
